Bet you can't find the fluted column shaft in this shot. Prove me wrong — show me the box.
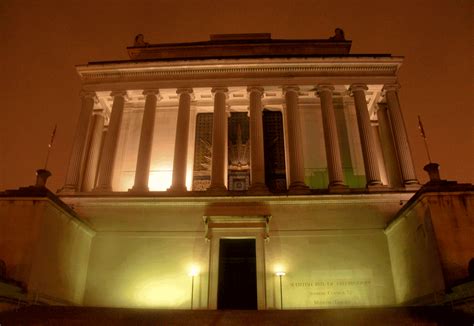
[209,87,228,191]
[81,111,105,191]
[170,88,193,192]
[95,91,126,191]
[132,90,159,192]
[316,85,346,188]
[350,84,382,187]
[283,86,309,193]
[383,85,418,185]
[63,91,96,192]
[377,103,402,188]
[248,87,268,192]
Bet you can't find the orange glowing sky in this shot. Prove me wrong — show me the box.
[0,0,472,191]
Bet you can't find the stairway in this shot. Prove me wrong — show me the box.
[0,306,472,325]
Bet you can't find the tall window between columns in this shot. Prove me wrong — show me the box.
[262,109,287,193]
[228,112,250,191]
[192,113,213,190]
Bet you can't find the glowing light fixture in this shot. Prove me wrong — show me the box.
[188,265,199,309]
[188,265,200,277]
[275,270,286,309]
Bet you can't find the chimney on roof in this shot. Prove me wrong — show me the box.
[35,169,51,188]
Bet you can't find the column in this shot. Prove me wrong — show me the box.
[376,103,402,188]
[316,85,347,190]
[283,86,310,194]
[169,88,193,192]
[248,86,268,193]
[349,84,383,188]
[131,90,159,192]
[208,87,228,192]
[62,91,96,192]
[95,91,127,191]
[383,84,419,186]
[81,110,105,191]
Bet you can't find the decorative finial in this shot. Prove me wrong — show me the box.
[423,163,441,184]
[329,28,345,41]
[35,169,51,188]
[134,34,149,47]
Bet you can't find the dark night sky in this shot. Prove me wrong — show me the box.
[1,0,472,191]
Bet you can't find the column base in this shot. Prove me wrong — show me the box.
[288,182,311,195]
[167,185,188,194]
[207,184,227,195]
[248,183,270,195]
[403,181,421,191]
[328,183,350,194]
[129,186,149,193]
[92,185,113,192]
[366,182,387,192]
[58,185,78,194]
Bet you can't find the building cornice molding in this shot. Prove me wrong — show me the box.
[76,57,403,84]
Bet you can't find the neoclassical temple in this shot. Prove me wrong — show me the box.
[61,33,418,196]
[1,33,473,313]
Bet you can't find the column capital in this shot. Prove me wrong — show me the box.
[247,86,265,96]
[176,87,193,95]
[382,83,401,93]
[211,87,228,96]
[142,89,160,97]
[349,84,368,94]
[80,90,97,99]
[110,90,128,98]
[315,84,335,95]
[282,85,299,95]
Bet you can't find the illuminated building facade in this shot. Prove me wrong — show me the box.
[0,33,473,312]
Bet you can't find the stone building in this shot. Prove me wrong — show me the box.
[0,32,473,312]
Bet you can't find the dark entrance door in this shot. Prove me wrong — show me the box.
[217,239,257,310]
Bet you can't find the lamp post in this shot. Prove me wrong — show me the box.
[189,266,199,310]
[276,271,286,309]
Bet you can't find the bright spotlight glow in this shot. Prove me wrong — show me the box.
[274,264,286,275]
[148,170,173,191]
[188,265,199,277]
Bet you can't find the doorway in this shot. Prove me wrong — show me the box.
[217,239,257,310]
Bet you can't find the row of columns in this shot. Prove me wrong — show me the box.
[62,84,418,194]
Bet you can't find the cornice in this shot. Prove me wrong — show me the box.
[76,57,403,83]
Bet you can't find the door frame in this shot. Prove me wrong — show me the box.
[204,215,269,310]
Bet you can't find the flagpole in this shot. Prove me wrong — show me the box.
[44,124,57,169]
[417,116,432,163]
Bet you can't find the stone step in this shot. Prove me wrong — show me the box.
[0,306,471,325]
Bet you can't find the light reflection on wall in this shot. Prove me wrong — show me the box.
[134,278,188,308]
[148,170,173,191]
